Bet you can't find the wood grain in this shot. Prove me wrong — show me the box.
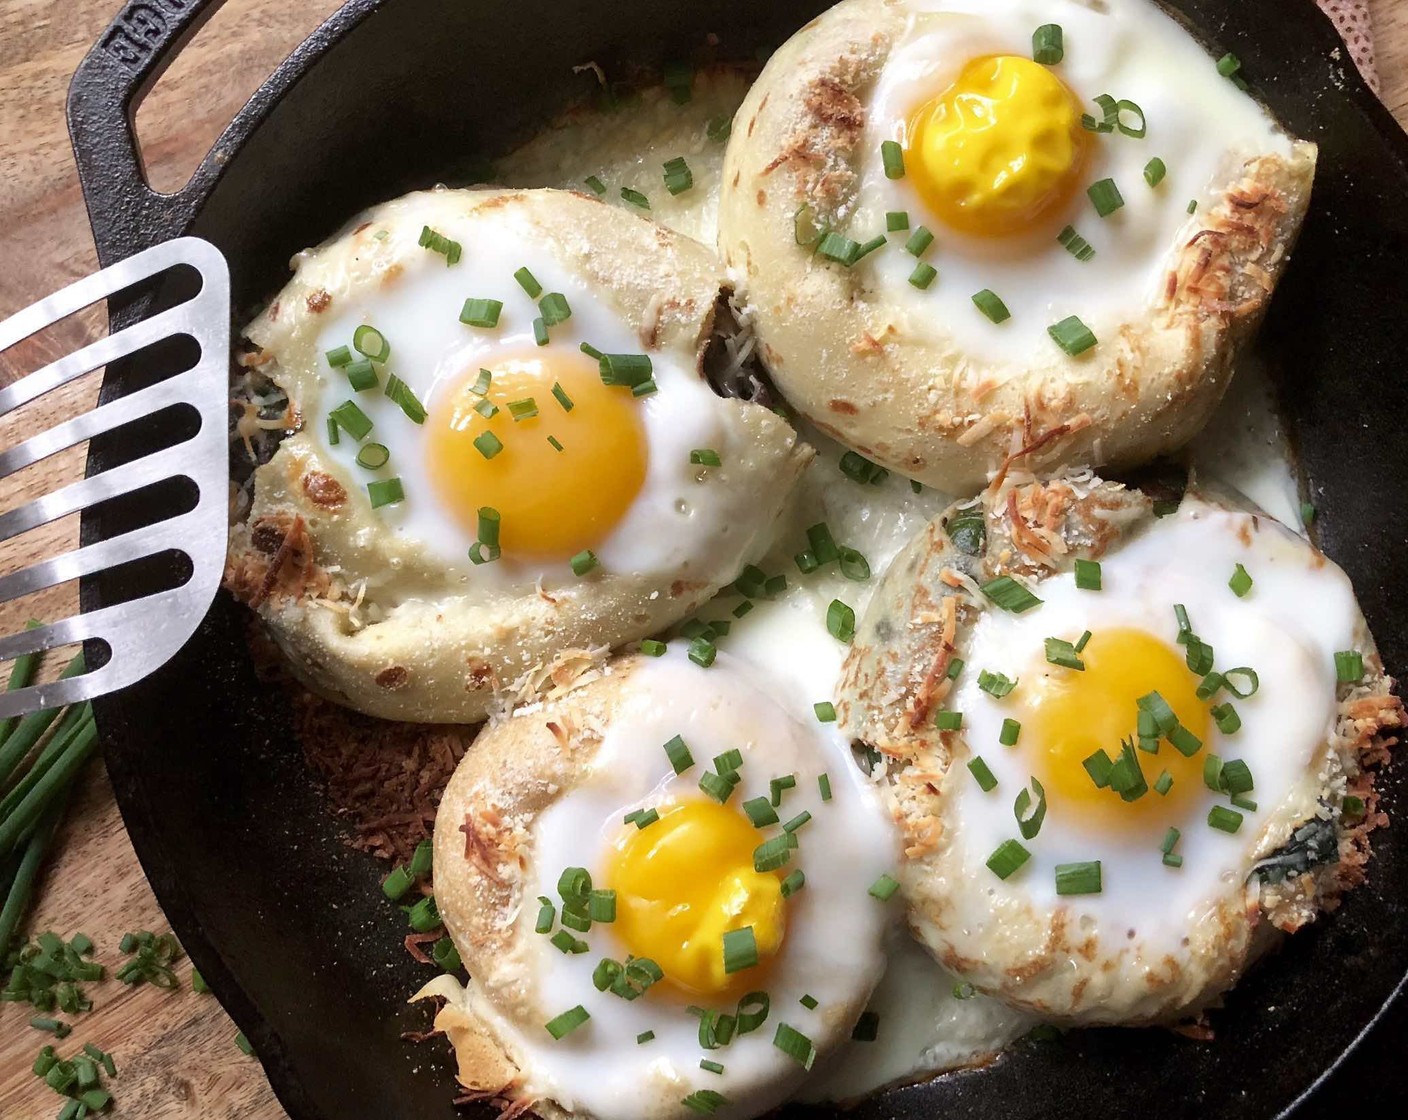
[0,1,1404,1117]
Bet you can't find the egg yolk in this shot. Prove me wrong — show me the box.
[606,800,786,999]
[424,347,647,559]
[1019,628,1210,833]
[906,55,1091,238]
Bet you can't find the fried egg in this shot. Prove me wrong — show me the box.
[838,474,1402,1023]
[717,0,1316,490]
[229,187,809,722]
[431,650,899,1120]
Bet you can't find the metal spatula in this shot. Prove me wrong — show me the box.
[0,238,229,720]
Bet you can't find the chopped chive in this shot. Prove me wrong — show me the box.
[459,298,503,328]
[1187,199,1198,214]
[881,140,906,179]
[1163,852,1184,868]
[700,1059,725,1075]
[418,225,462,264]
[663,156,694,195]
[1167,723,1202,757]
[620,187,650,210]
[774,1022,818,1069]
[550,929,589,954]
[535,897,556,933]
[663,59,693,102]
[1335,650,1365,684]
[624,808,659,829]
[723,927,759,974]
[968,756,998,792]
[515,267,542,297]
[1137,691,1178,734]
[799,994,819,1010]
[783,811,812,834]
[1217,52,1242,78]
[1222,667,1260,698]
[598,352,654,388]
[886,210,910,231]
[977,670,1017,699]
[1057,224,1096,262]
[1228,563,1253,597]
[353,324,391,362]
[1014,777,1047,840]
[770,774,796,806]
[1301,501,1317,526]
[588,889,616,923]
[1154,769,1173,796]
[664,734,694,774]
[1075,630,1092,653]
[827,599,856,643]
[474,397,498,419]
[1212,702,1241,735]
[972,289,1011,324]
[1221,759,1254,795]
[838,547,871,582]
[690,448,722,467]
[817,231,862,265]
[1054,860,1102,895]
[640,639,667,657]
[909,262,938,289]
[1044,637,1085,672]
[904,226,934,257]
[986,839,1030,880]
[355,442,390,470]
[1083,93,1119,133]
[781,870,806,897]
[814,702,837,723]
[753,834,794,873]
[382,866,413,901]
[1115,99,1146,138]
[1032,23,1064,64]
[733,601,754,619]
[682,1090,728,1114]
[470,368,492,394]
[326,345,352,367]
[473,431,503,460]
[946,658,965,681]
[547,435,564,451]
[367,478,405,509]
[637,1030,655,1044]
[688,636,717,667]
[999,718,1021,746]
[326,416,340,445]
[1203,753,1225,792]
[806,522,841,565]
[539,293,572,326]
[935,710,963,731]
[707,114,732,142]
[1088,178,1124,217]
[344,357,378,392]
[868,874,900,901]
[508,397,539,422]
[1048,315,1097,355]
[545,1005,590,1040]
[1208,805,1243,834]
[570,549,599,577]
[1232,794,1257,812]
[818,773,833,800]
[1343,795,1366,818]
[533,316,549,346]
[1144,157,1167,187]
[743,796,779,828]
[980,575,1042,613]
[584,175,606,195]
[853,234,887,262]
[1074,558,1102,590]
[714,748,744,775]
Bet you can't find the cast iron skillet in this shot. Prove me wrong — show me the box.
[64,1,1408,1117]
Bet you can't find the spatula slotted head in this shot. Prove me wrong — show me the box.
[0,238,229,719]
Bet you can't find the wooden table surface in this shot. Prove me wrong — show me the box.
[0,1,1406,1116]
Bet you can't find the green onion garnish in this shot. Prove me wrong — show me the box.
[723,927,758,974]
[1044,637,1085,672]
[547,435,564,451]
[1217,52,1242,78]
[1222,667,1260,698]
[869,874,899,901]
[980,575,1042,613]
[978,670,1017,698]
[1073,558,1102,590]
[459,298,502,328]
[783,811,812,834]
[467,506,501,566]
[781,870,806,897]
[1167,723,1202,757]
[1144,157,1167,187]
[533,316,550,346]
[770,774,796,806]
[1138,691,1179,735]
[536,896,556,934]
[589,890,617,923]
[621,187,650,210]
[1047,312,1098,352]
[774,1022,818,1069]
[599,352,654,389]
[838,547,871,582]
[743,796,779,828]
[688,636,717,667]
[385,374,427,424]
[584,175,606,195]
[640,639,667,657]
[1014,777,1047,840]
[571,549,599,577]
[1153,769,1173,796]
[470,368,492,395]
[1109,740,1148,801]
[353,442,390,470]
[540,293,572,327]
[707,114,732,142]
[664,734,694,774]
[353,324,391,363]
[968,756,998,792]
[881,140,906,179]
[473,431,503,460]
[700,1060,725,1075]
[1211,702,1241,735]
[345,357,378,392]
[1083,749,1114,788]
[827,599,855,643]
[886,210,910,231]
[1082,93,1119,133]
[690,449,722,467]
[818,773,833,801]
[905,226,935,257]
[972,289,1011,324]
[1221,759,1254,795]
[418,225,462,264]
[714,748,743,775]
[545,1005,590,1040]
[814,702,837,723]
[1208,805,1243,834]
[986,839,1030,880]
[508,397,539,422]
[1057,224,1096,261]
[1054,860,1102,895]
[753,834,794,873]
[515,267,542,297]
[326,345,352,368]
[663,156,694,195]
[326,415,341,445]
[637,1030,656,1044]
[1335,650,1365,683]
[1115,99,1146,138]
[367,478,405,509]
[1187,199,1198,214]
[800,994,819,1010]
[624,808,659,829]
[549,383,574,413]
[999,718,1021,746]
[1087,178,1124,217]
[909,262,938,290]
[853,234,887,262]
[1301,502,1317,526]
[1343,795,1366,819]
[682,1091,728,1114]
[559,867,591,900]
[935,710,963,731]
[1228,563,1253,598]
[947,658,965,681]
[1032,23,1064,64]
[817,232,861,266]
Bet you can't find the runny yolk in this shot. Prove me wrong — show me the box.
[906,54,1092,239]
[606,800,786,1000]
[1019,628,1210,834]
[424,347,647,559]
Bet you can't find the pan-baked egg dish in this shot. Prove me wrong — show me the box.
[227,187,809,722]
[717,0,1315,490]
[429,650,900,1120]
[837,473,1402,1023]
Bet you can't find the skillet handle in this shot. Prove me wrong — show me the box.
[66,0,231,265]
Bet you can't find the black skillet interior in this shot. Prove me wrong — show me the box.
[66,0,1408,1117]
